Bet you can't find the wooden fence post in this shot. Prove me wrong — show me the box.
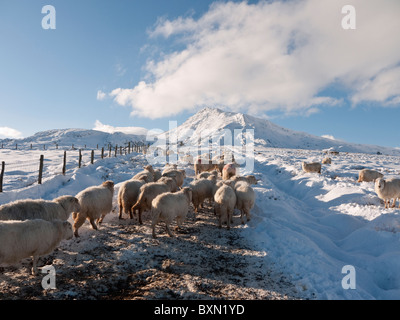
[62,151,66,175]
[79,149,82,168]
[101,147,104,159]
[115,145,118,157]
[0,161,5,192]
[38,155,44,184]
[91,150,94,164]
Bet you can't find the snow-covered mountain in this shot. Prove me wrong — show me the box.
[0,128,147,150]
[2,108,399,155]
[164,107,400,156]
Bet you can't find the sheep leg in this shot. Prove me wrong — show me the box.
[31,255,39,276]
[240,210,245,224]
[176,216,183,230]
[98,213,107,224]
[138,209,143,225]
[227,211,231,230]
[118,204,123,219]
[218,208,226,229]
[73,214,86,237]
[391,198,396,208]
[245,208,251,222]
[166,222,175,237]
[89,218,98,230]
[151,220,158,238]
[129,206,135,219]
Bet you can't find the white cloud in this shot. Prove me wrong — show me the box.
[97,90,107,101]
[351,66,400,105]
[110,0,400,118]
[0,127,23,139]
[93,120,148,136]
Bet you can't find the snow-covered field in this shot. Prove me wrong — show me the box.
[1,142,400,300]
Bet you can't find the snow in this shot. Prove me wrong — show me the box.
[1,108,400,300]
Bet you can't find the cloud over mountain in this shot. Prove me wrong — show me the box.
[109,0,400,118]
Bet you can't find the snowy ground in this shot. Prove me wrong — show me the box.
[0,146,400,300]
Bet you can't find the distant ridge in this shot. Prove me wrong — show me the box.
[0,128,147,150]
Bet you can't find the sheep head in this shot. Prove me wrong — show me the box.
[375,178,385,191]
[102,180,115,191]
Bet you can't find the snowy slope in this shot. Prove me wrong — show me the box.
[165,108,400,156]
[0,128,147,150]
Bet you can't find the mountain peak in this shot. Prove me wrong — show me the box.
[169,108,400,155]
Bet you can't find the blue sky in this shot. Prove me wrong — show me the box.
[1,0,400,148]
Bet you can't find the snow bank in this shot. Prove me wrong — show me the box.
[241,148,400,299]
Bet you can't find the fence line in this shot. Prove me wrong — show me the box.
[0,141,150,153]
[0,143,150,193]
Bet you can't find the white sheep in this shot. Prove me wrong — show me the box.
[322,157,332,164]
[194,155,217,175]
[161,169,186,188]
[230,175,257,185]
[234,181,255,224]
[132,165,155,183]
[197,170,219,180]
[358,169,384,183]
[0,219,73,275]
[117,179,145,219]
[151,187,192,238]
[302,162,322,174]
[158,176,178,192]
[222,163,238,180]
[153,169,162,182]
[189,177,218,214]
[180,154,194,165]
[0,196,80,222]
[72,180,114,237]
[161,163,178,175]
[375,178,400,208]
[131,178,176,225]
[214,184,237,230]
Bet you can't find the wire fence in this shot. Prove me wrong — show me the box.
[0,142,150,193]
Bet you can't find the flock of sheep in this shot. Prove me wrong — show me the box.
[302,157,400,209]
[0,154,257,275]
[1,151,398,277]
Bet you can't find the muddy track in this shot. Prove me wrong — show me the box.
[0,203,306,300]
